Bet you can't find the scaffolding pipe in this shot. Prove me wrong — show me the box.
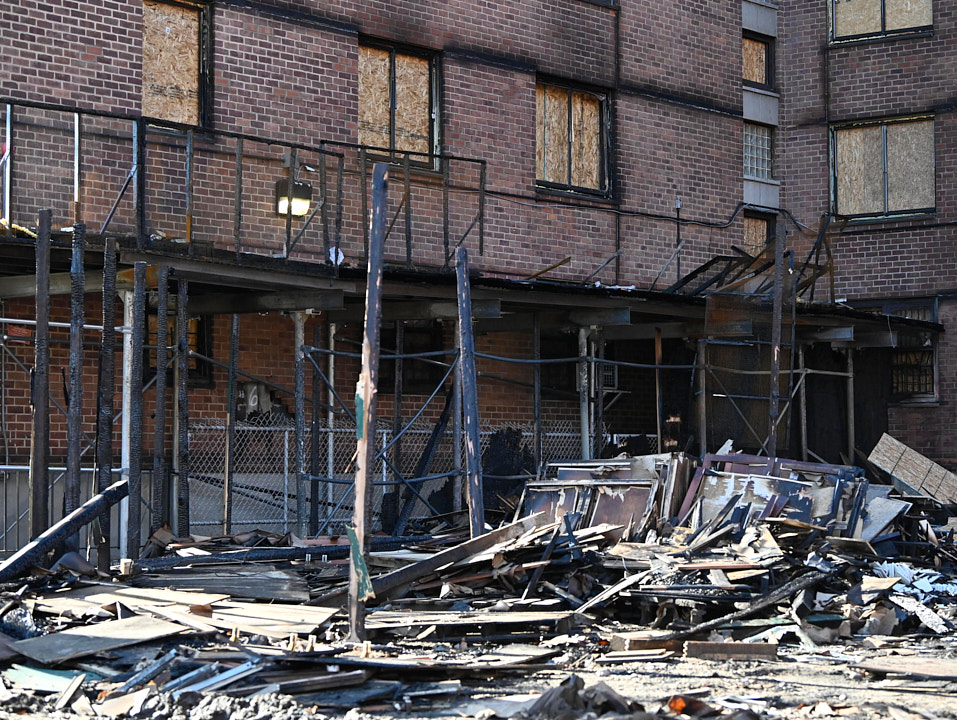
[578,327,592,460]
[64,223,86,552]
[29,210,51,540]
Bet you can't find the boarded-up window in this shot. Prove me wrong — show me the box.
[143,1,207,125]
[743,35,773,88]
[742,215,771,255]
[536,82,606,193]
[834,119,934,216]
[744,123,773,180]
[833,0,932,39]
[358,44,433,158]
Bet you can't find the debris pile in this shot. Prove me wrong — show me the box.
[1,434,956,718]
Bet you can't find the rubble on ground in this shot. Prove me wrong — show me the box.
[1,436,957,719]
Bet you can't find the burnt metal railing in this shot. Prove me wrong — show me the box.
[0,98,486,271]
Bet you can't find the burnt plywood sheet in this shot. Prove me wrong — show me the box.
[11,616,185,665]
[868,433,957,503]
[130,565,310,602]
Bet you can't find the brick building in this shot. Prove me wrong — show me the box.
[0,0,946,557]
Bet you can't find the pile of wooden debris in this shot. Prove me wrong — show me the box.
[1,434,956,717]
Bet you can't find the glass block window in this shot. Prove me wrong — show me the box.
[744,123,773,180]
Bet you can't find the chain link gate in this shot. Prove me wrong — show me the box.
[186,418,589,537]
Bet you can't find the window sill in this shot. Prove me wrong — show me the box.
[574,0,619,8]
[534,184,617,205]
[891,398,939,407]
[838,210,935,227]
[743,85,779,99]
[829,28,933,47]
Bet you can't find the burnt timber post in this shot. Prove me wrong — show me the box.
[150,265,169,533]
[29,210,52,540]
[96,238,117,570]
[224,313,240,535]
[768,216,786,456]
[455,246,484,538]
[294,310,307,538]
[65,223,86,552]
[125,262,146,560]
[349,162,388,641]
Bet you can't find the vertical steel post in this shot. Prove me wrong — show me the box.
[594,329,605,458]
[455,247,484,538]
[578,327,592,460]
[224,313,239,535]
[185,130,194,245]
[176,279,190,537]
[478,162,486,255]
[2,105,11,227]
[126,262,146,560]
[359,148,369,260]
[65,223,86,552]
[532,313,542,470]
[29,210,51,540]
[293,311,307,537]
[350,163,388,641]
[798,346,808,462]
[697,339,707,458]
[96,238,117,569]
[403,155,413,268]
[284,148,296,258]
[655,327,663,453]
[442,159,450,269]
[326,321,336,529]
[846,349,855,464]
[320,154,330,264]
[452,320,463,514]
[768,216,786,457]
[151,266,169,533]
[390,322,404,531]
[310,322,321,536]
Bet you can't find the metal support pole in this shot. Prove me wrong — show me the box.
[176,279,190,537]
[389,322,405,532]
[578,327,592,460]
[224,313,239,535]
[655,327,663,454]
[150,267,169,533]
[350,163,388,641]
[233,137,243,258]
[594,329,605,458]
[799,346,808,462]
[310,322,321,536]
[293,311,307,538]
[126,262,146,559]
[532,313,542,471]
[29,210,51,540]
[133,118,146,249]
[96,238,117,569]
[2,105,11,226]
[64,224,86,552]
[768,216,786,457]
[846,349,855,465]
[326,321,336,530]
[697,339,707,458]
[455,247,484,538]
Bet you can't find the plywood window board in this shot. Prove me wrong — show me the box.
[536,81,606,193]
[833,0,931,38]
[143,0,204,125]
[743,215,770,255]
[742,37,768,85]
[835,119,934,216]
[358,44,434,159]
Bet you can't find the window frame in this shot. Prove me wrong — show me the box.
[741,210,775,255]
[830,116,936,220]
[357,39,439,167]
[142,0,214,129]
[830,0,933,42]
[742,31,775,91]
[535,78,612,198]
[145,310,214,388]
[743,121,774,181]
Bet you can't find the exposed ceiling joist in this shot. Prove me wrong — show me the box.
[0,272,104,299]
[188,290,344,315]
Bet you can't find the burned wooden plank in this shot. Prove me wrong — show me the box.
[684,641,778,661]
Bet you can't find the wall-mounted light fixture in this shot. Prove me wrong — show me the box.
[275,177,313,216]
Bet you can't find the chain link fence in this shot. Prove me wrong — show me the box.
[186,418,587,537]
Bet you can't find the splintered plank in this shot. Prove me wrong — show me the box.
[855,657,957,681]
[12,616,186,665]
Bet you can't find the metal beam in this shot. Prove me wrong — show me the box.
[329,298,501,323]
[568,307,631,326]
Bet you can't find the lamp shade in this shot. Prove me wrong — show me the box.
[275,178,313,216]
